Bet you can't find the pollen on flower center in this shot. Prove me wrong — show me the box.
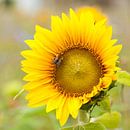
[55,48,102,95]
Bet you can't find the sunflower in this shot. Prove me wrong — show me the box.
[21,8,122,126]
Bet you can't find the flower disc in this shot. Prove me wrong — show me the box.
[56,48,102,95]
[21,7,122,126]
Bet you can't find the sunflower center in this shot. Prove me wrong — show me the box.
[55,48,102,95]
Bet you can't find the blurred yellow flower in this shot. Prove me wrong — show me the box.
[21,8,122,126]
[77,6,107,22]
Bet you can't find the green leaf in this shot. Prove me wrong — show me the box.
[61,122,106,130]
[91,105,104,117]
[61,126,73,130]
[116,71,130,86]
[84,122,106,130]
[91,96,111,117]
[98,96,111,112]
[61,126,83,130]
[108,84,122,99]
[96,111,121,129]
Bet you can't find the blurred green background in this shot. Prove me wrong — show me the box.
[0,0,130,130]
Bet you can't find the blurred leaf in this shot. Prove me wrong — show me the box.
[91,105,104,117]
[61,127,73,130]
[21,107,46,117]
[96,111,121,129]
[61,122,106,130]
[9,109,58,130]
[116,71,130,86]
[98,96,111,112]
[2,80,22,97]
[84,122,106,130]
[108,84,122,99]
[91,96,111,117]
[9,118,43,130]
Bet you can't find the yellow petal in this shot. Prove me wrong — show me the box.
[68,97,82,118]
[46,94,64,112]
[23,78,52,90]
[58,97,70,126]
[26,84,56,100]
[56,96,66,120]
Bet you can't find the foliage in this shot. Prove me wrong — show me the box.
[78,70,130,130]
[96,111,121,129]
[116,71,130,86]
[61,122,106,130]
